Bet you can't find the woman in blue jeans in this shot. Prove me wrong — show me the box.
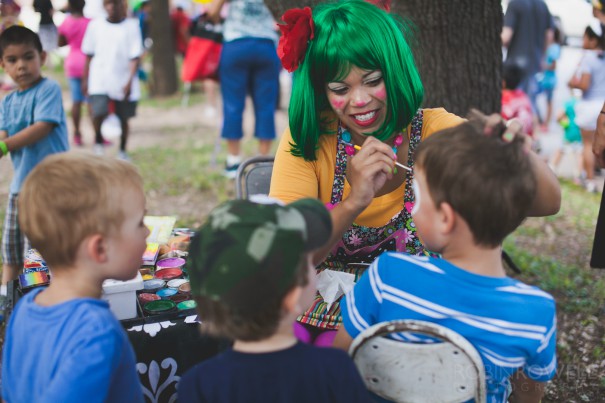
[208,0,281,178]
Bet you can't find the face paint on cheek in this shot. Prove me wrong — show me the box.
[411,179,421,216]
[330,98,345,110]
[375,88,387,100]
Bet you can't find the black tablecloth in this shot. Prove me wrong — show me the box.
[122,311,227,402]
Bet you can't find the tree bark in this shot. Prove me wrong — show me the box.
[266,0,503,116]
[150,0,178,96]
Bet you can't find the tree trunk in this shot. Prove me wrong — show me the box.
[150,0,178,96]
[266,0,503,116]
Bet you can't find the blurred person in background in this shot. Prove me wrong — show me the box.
[502,0,554,106]
[171,1,190,58]
[58,0,91,146]
[569,20,605,193]
[594,0,605,24]
[534,25,562,132]
[207,0,281,178]
[0,0,22,91]
[501,60,534,138]
[34,0,58,66]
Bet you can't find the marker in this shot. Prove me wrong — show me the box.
[353,145,412,172]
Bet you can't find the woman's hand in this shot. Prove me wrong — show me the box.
[346,136,396,211]
[495,114,561,216]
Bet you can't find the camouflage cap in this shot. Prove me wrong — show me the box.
[186,197,332,311]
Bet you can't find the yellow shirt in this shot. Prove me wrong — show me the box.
[269,108,464,227]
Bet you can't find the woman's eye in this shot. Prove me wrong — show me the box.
[329,87,348,95]
[365,77,383,86]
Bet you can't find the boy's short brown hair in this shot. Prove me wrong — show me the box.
[194,260,309,341]
[186,198,332,341]
[0,26,43,58]
[19,152,144,268]
[415,113,537,247]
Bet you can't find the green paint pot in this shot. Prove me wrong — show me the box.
[177,300,197,310]
[144,300,177,315]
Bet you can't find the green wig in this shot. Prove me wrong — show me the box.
[288,0,424,161]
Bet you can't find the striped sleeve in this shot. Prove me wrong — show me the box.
[341,257,384,339]
[524,315,557,381]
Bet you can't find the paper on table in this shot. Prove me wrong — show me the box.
[316,270,356,311]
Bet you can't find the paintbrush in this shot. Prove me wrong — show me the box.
[353,145,412,172]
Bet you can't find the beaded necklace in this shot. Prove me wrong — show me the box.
[340,127,405,174]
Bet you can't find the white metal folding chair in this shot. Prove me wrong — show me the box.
[349,320,486,403]
[235,156,275,199]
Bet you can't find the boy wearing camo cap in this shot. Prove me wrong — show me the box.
[178,197,370,403]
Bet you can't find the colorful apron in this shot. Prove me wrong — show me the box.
[298,110,428,330]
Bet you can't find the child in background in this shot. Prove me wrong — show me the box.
[568,20,605,193]
[501,61,534,138]
[171,1,190,58]
[550,97,584,182]
[1,153,148,402]
[0,0,22,91]
[535,25,562,132]
[33,0,58,65]
[82,0,143,160]
[0,26,69,288]
[335,112,558,403]
[58,0,91,146]
[178,198,371,402]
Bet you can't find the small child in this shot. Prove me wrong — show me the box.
[1,153,148,402]
[0,26,69,287]
[58,0,91,146]
[550,97,584,182]
[178,198,371,402]
[534,25,562,132]
[81,0,143,160]
[501,61,534,138]
[335,112,557,403]
[568,19,605,193]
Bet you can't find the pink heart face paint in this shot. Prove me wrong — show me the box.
[326,66,388,139]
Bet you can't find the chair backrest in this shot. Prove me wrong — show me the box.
[235,156,275,199]
[349,320,486,403]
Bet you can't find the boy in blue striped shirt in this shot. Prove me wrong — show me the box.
[335,111,558,403]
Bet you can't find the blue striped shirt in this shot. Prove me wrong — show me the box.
[341,253,557,403]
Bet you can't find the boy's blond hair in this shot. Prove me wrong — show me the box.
[19,152,144,268]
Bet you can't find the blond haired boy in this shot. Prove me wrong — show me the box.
[1,153,147,403]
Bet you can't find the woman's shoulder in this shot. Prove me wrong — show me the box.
[420,108,465,139]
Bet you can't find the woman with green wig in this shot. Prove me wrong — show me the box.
[269,0,561,345]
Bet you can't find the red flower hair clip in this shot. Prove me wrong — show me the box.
[367,0,391,12]
[277,7,315,73]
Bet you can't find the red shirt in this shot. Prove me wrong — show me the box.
[501,89,534,137]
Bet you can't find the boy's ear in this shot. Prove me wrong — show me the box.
[438,201,456,235]
[281,286,303,315]
[84,234,110,264]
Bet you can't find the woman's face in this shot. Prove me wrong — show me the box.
[325,66,388,140]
